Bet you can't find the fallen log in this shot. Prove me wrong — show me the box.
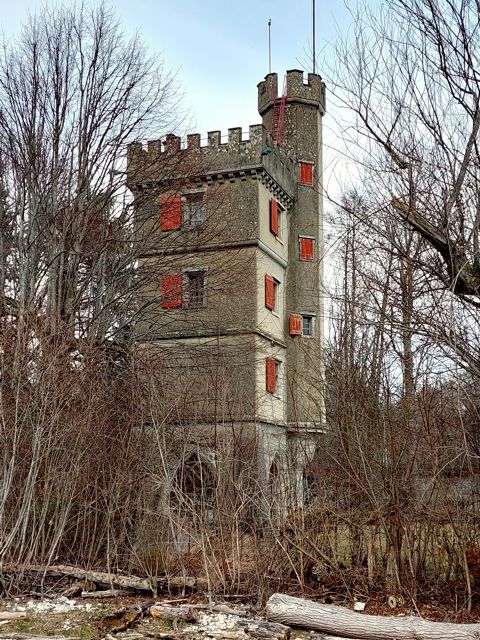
[149,605,199,623]
[18,565,152,592]
[266,593,480,640]
[15,565,203,594]
[0,636,67,640]
[0,613,27,620]
[81,589,130,598]
[185,603,249,617]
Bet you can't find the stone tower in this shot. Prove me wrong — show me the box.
[127,69,326,512]
[257,70,326,503]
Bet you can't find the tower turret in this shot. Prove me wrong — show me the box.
[259,70,326,430]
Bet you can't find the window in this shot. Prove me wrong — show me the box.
[289,313,314,336]
[299,161,314,186]
[161,273,182,308]
[269,198,283,239]
[161,270,206,309]
[184,269,206,308]
[302,315,314,337]
[266,358,280,394]
[299,236,315,261]
[265,274,279,312]
[183,192,205,228]
[160,195,182,231]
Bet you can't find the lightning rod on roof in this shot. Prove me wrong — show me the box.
[268,19,272,74]
[312,0,316,73]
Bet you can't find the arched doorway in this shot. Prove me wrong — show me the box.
[170,453,216,552]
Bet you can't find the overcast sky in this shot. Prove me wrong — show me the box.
[0,0,364,136]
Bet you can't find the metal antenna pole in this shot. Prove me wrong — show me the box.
[312,0,316,73]
[268,19,272,74]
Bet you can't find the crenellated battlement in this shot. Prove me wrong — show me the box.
[258,69,326,115]
[128,124,265,168]
[127,123,296,196]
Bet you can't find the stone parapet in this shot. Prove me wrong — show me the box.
[258,69,326,115]
[127,125,296,197]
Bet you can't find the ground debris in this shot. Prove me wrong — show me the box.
[95,600,154,634]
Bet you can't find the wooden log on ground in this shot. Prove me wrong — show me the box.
[16,565,203,594]
[81,589,130,598]
[0,636,68,640]
[266,593,480,640]
[0,613,27,620]
[184,603,249,617]
[149,605,199,623]
[19,565,152,592]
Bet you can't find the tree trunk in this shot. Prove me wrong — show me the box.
[266,593,480,640]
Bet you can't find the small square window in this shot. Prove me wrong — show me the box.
[183,192,205,228]
[183,269,206,308]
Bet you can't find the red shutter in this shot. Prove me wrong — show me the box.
[265,274,275,310]
[300,237,314,261]
[160,195,182,231]
[300,162,314,185]
[270,198,279,236]
[289,313,302,336]
[161,274,182,308]
[266,358,277,393]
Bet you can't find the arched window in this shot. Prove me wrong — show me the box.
[268,456,283,525]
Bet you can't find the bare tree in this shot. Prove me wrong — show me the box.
[0,3,182,347]
[0,3,189,579]
[331,0,480,379]
[316,192,480,607]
